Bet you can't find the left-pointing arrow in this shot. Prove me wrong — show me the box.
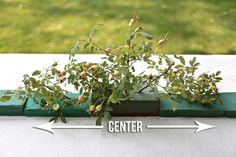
[33,121,103,134]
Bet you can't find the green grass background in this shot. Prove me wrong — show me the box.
[0,0,235,54]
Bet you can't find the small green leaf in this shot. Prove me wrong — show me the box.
[32,70,41,76]
[138,32,153,40]
[179,56,185,65]
[130,33,136,41]
[96,116,103,126]
[103,111,111,120]
[30,77,37,87]
[189,57,196,66]
[215,77,222,81]
[19,91,26,95]
[61,115,67,123]
[216,71,221,76]
[49,117,58,122]
[84,43,90,49]
[40,87,48,97]
[175,65,183,69]
[194,63,200,67]
[173,54,179,59]
[105,106,113,112]
[0,95,11,102]
[193,57,196,63]
[109,92,119,104]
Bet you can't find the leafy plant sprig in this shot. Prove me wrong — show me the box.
[0,15,222,125]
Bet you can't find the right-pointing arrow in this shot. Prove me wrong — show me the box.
[146,120,216,133]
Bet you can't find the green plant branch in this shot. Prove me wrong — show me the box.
[79,39,107,53]
[137,65,173,93]
[43,85,72,100]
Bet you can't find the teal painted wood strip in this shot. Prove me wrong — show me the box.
[160,93,236,117]
[160,96,224,117]
[220,92,236,117]
[0,90,25,115]
[24,92,90,117]
[1,89,235,117]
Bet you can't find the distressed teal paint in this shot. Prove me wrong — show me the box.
[0,90,25,115]
[220,92,236,117]
[1,89,235,117]
[160,96,225,117]
[24,92,90,117]
[160,93,236,117]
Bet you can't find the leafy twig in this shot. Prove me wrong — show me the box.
[137,65,173,93]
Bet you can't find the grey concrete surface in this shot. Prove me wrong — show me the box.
[0,117,235,157]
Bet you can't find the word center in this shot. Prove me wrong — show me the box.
[108,121,143,133]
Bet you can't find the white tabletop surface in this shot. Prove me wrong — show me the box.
[0,117,235,157]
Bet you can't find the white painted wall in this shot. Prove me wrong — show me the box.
[0,54,235,92]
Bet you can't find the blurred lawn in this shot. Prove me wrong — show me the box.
[0,0,235,54]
